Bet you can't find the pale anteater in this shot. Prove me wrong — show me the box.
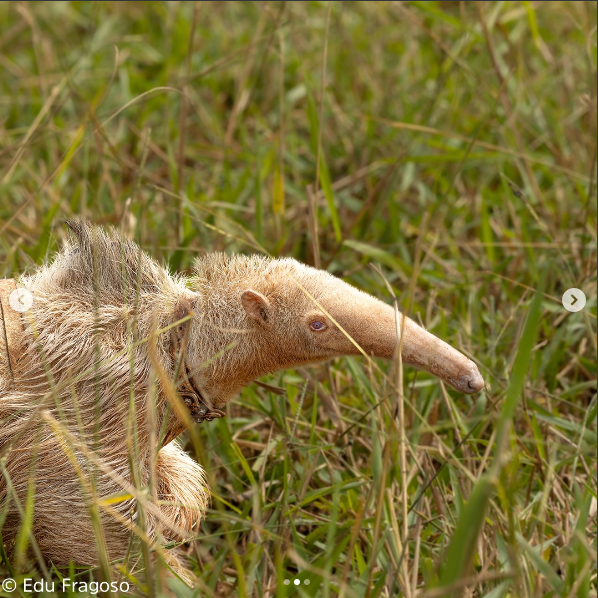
[0,220,484,571]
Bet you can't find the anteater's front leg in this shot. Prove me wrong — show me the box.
[150,442,209,544]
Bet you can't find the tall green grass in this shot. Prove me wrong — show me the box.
[0,2,596,597]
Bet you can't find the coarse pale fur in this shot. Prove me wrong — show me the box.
[0,222,210,570]
[0,220,483,577]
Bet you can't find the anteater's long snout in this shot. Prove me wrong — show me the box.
[333,292,485,394]
[394,315,485,394]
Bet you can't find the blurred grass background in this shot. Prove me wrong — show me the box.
[0,1,596,597]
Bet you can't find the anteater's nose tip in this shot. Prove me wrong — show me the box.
[464,368,485,394]
[451,361,485,394]
[467,378,483,392]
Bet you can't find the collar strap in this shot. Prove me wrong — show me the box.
[0,279,22,388]
[170,293,225,425]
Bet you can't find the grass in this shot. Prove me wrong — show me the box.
[0,1,596,597]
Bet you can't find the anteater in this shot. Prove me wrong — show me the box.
[0,221,484,572]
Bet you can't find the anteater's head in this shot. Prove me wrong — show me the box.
[190,254,484,406]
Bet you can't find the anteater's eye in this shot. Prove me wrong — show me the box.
[309,320,327,332]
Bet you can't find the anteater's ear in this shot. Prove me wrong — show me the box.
[241,290,271,327]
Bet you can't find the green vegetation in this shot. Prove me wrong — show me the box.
[0,2,596,597]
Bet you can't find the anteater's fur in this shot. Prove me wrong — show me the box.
[0,222,210,568]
